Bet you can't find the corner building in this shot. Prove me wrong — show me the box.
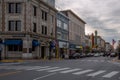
[0,0,57,59]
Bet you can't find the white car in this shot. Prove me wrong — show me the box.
[94,53,100,57]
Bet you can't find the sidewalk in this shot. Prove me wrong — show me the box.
[0,58,63,63]
[112,57,120,62]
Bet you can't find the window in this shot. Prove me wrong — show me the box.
[57,32,62,39]
[57,19,61,27]
[45,26,47,35]
[33,6,37,16]
[33,23,37,32]
[8,3,22,13]
[63,23,68,30]
[8,45,22,51]
[42,10,47,21]
[41,25,47,35]
[8,20,21,31]
[42,25,44,34]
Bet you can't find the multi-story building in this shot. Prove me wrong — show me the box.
[0,0,57,59]
[61,10,86,54]
[56,12,69,58]
[41,0,55,7]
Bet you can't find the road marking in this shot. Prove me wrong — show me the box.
[87,70,106,77]
[48,68,70,72]
[102,71,119,78]
[37,67,59,71]
[33,73,56,80]
[27,66,50,70]
[73,69,93,75]
[0,71,22,77]
[60,69,81,73]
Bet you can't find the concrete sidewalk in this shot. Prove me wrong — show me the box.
[0,58,63,63]
[112,57,120,62]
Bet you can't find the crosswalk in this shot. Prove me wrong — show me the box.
[0,65,119,78]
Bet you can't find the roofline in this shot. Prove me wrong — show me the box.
[61,10,86,24]
[37,0,57,12]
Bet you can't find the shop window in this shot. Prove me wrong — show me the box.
[8,45,22,51]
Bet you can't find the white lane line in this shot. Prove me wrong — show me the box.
[48,68,70,72]
[60,69,81,73]
[72,69,93,75]
[33,73,56,80]
[37,67,59,71]
[26,66,50,70]
[87,70,106,77]
[102,71,119,78]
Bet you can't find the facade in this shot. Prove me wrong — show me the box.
[41,0,55,7]
[56,12,69,58]
[61,10,86,54]
[97,36,105,52]
[105,42,111,53]
[0,0,57,59]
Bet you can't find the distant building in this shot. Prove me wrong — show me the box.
[0,0,57,59]
[61,10,86,54]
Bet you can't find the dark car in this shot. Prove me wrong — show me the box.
[69,53,80,59]
[110,53,117,57]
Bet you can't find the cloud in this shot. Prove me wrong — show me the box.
[56,0,120,43]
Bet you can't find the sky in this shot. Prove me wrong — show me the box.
[56,0,120,47]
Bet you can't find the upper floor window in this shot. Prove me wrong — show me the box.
[33,23,37,32]
[33,6,37,16]
[57,19,62,27]
[8,3,22,13]
[63,23,68,30]
[42,10,47,21]
[8,20,21,31]
[41,25,47,35]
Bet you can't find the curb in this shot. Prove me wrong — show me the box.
[0,60,24,63]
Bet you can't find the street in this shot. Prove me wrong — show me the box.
[0,57,120,80]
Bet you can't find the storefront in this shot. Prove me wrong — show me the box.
[69,43,76,55]
[58,41,69,58]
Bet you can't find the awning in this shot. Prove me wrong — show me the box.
[4,40,22,45]
[32,40,40,46]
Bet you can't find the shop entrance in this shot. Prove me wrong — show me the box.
[41,46,45,58]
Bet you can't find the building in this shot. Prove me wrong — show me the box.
[41,0,55,7]
[0,0,57,59]
[56,12,69,58]
[61,10,86,54]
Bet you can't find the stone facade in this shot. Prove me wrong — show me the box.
[0,0,57,59]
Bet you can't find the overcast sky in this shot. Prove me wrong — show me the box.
[56,0,120,46]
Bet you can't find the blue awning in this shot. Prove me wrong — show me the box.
[4,40,22,45]
[32,40,40,46]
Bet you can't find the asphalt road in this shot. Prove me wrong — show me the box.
[0,57,120,80]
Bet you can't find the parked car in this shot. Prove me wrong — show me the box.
[69,53,80,59]
[110,53,117,57]
[94,53,100,57]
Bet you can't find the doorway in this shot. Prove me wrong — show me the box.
[41,46,45,58]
